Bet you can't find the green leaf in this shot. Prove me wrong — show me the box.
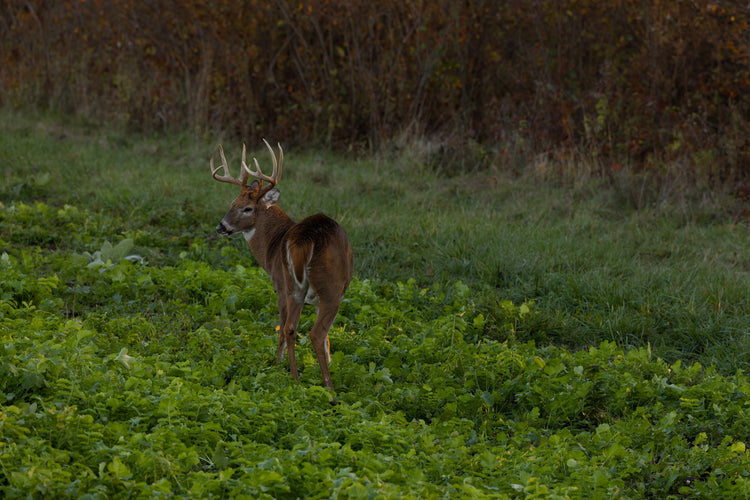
[108,456,132,479]
[731,442,746,453]
[213,442,229,470]
[114,347,134,369]
[472,314,485,329]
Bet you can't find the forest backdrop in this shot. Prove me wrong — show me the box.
[2,0,750,186]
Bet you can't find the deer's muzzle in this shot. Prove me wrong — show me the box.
[216,221,232,235]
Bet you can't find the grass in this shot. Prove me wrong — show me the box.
[4,110,750,497]
[1,108,749,375]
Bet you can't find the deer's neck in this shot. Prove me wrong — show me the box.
[245,205,295,276]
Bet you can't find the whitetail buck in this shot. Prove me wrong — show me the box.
[210,140,354,401]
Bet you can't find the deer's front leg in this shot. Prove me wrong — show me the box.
[281,297,304,381]
[276,295,288,363]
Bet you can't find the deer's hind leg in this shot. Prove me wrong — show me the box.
[308,301,340,395]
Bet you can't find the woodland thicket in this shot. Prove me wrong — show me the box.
[2,0,749,185]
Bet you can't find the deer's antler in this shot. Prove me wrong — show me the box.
[210,144,250,187]
[244,139,283,191]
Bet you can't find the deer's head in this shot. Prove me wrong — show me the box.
[210,140,283,237]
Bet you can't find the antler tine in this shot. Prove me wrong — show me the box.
[239,144,249,185]
[210,144,247,187]
[274,140,283,184]
[244,138,283,188]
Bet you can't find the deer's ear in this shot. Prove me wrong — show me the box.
[262,188,280,207]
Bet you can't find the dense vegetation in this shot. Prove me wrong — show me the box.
[2,113,750,497]
[2,0,750,185]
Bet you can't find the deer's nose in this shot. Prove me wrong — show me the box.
[216,221,232,235]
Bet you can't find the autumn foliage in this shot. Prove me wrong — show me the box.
[2,0,749,183]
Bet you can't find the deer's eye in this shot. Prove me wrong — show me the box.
[242,207,254,214]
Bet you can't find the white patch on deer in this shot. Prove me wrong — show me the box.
[325,335,331,363]
[287,241,318,305]
[243,229,256,244]
[220,220,235,232]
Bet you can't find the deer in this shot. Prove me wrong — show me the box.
[210,140,354,402]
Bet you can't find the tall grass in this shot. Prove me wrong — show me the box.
[1,110,749,373]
